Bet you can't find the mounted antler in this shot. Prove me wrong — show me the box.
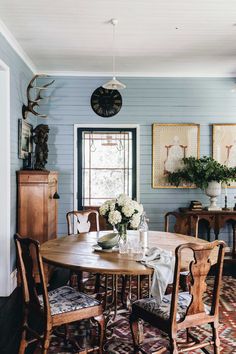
[22,74,54,119]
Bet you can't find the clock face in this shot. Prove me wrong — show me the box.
[91,86,122,118]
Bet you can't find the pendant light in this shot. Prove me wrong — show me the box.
[102,19,126,90]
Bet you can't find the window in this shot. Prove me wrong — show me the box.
[77,128,137,208]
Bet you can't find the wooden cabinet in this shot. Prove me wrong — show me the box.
[17,171,59,280]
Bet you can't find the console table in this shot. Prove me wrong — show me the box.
[179,208,236,259]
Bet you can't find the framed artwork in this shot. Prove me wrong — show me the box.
[18,119,33,159]
[152,123,200,188]
[212,124,236,188]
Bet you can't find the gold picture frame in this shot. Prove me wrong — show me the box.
[152,123,200,188]
[212,123,236,188]
[18,119,33,159]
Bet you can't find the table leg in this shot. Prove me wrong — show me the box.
[137,275,141,299]
[104,275,107,309]
[102,272,152,346]
[126,275,132,310]
[113,275,118,321]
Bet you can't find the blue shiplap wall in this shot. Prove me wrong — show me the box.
[38,76,236,246]
[0,34,33,270]
[2,29,236,271]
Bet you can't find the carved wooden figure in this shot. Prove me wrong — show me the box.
[33,124,50,170]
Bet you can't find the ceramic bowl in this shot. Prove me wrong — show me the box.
[97,233,119,249]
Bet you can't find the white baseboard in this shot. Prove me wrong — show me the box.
[10,269,17,293]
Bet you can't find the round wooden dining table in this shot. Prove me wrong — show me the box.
[41,230,218,275]
[41,230,218,338]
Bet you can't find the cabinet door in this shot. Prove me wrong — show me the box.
[18,183,47,243]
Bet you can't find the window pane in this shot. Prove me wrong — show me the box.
[81,131,134,207]
[84,132,130,169]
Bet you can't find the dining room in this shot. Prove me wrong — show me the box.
[0,1,236,353]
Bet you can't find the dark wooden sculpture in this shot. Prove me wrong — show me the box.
[33,124,49,170]
[22,74,54,119]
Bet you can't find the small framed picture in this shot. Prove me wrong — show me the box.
[152,123,200,188]
[212,124,236,187]
[18,119,33,159]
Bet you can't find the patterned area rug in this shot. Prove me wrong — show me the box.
[45,276,236,354]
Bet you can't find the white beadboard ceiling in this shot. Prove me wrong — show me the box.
[0,0,236,76]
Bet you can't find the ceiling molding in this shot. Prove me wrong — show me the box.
[0,20,36,73]
[42,70,236,78]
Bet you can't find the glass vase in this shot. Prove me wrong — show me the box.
[117,223,128,242]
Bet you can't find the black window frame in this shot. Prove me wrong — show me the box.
[77,127,137,209]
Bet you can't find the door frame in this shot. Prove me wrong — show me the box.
[0,59,11,296]
[73,124,140,212]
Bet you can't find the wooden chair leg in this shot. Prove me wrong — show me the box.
[169,335,178,354]
[94,314,105,354]
[42,330,51,354]
[121,275,128,306]
[18,328,27,354]
[212,322,221,354]
[130,314,141,353]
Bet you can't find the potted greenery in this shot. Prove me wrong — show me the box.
[167,156,236,210]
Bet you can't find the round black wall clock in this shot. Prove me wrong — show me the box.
[90,86,122,118]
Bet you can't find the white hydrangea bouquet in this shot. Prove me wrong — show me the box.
[99,194,143,240]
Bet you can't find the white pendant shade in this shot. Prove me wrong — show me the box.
[102,77,126,90]
[102,19,126,90]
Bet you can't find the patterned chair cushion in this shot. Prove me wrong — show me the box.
[38,286,100,316]
[133,292,210,322]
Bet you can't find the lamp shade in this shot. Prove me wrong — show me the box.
[102,77,126,90]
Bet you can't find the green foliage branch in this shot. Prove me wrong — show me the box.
[167,156,236,189]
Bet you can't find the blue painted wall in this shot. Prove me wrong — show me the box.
[2,30,236,271]
[0,34,33,270]
[38,76,236,247]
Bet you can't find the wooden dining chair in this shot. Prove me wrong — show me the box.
[66,210,100,235]
[130,240,225,354]
[14,233,104,354]
[164,211,199,237]
[66,210,101,292]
